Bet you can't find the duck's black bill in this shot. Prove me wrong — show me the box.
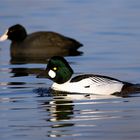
[37,71,49,78]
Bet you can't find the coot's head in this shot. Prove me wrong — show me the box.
[0,24,27,42]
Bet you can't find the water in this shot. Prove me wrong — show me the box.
[0,0,140,140]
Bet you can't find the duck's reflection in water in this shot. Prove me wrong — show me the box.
[36,90,77,137]
[35,89,93,138]
[46,99,75,138]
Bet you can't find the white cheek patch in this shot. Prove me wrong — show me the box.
[0,30,8,41]
[48,70,56,78]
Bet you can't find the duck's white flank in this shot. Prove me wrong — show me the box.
[51,77,124,95]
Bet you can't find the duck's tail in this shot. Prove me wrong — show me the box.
[132,84,140,93]
[124,83,140,93]
[114,83,140,97]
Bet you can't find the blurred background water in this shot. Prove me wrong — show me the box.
[0,0,140,140]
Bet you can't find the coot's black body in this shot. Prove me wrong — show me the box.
[0,24,83,63]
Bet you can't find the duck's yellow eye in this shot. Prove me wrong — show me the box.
[53,67,57,71]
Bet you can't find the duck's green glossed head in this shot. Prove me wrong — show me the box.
[38,56,73,84]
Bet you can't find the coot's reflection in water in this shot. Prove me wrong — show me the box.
[10,49,83,64]
[10,67,44,77]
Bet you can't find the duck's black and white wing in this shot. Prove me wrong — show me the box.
[70,74,125,95]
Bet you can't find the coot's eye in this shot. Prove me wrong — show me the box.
[9,30,13,33]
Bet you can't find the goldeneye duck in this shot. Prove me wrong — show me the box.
[37,56,140,95]
[0,24,83,60]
